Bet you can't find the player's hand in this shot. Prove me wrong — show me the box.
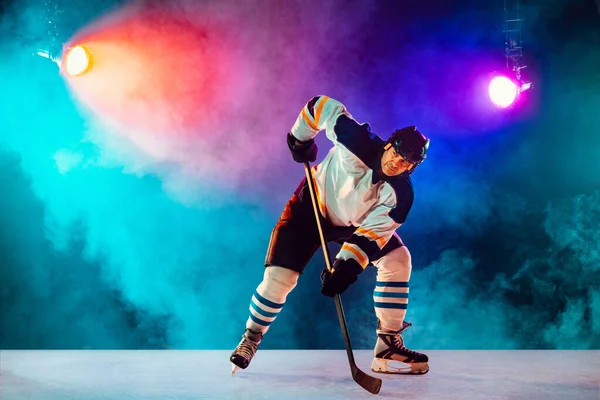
[287,133,317,163]
[320,258,363,297]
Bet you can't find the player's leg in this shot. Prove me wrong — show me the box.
[230,191,320,373]
[230,266,299,372]
[370,236,429,374]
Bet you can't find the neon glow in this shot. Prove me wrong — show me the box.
[488,76,519,108]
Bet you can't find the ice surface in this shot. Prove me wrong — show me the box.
[1,350,599,399]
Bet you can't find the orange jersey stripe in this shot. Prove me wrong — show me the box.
[356,228,387,248]
[314,96,329,128]
[341,243,369,269]
[301,108,318,130]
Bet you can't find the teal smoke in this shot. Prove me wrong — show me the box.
[1,0,599,351]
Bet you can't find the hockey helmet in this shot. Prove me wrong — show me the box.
[387,126,430,170]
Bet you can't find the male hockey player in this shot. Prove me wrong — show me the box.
[230,95,430,375]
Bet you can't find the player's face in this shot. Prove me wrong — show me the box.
[381,145,414,176]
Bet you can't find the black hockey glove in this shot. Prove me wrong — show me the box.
[287,132,317,163]
[320,258,364,297]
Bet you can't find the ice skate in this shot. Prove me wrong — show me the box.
[230,329,262,375]
[371,321,429,375]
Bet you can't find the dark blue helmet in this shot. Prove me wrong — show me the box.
[388,126,430,170]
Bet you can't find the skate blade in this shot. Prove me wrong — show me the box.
[230,364,241,376]
[371,358,429,375]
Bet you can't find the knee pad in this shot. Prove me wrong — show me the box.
[373,246,412,282]
[261,266,299,300]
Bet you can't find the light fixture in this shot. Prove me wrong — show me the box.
[488,0,533,108]
[64,45,93,76]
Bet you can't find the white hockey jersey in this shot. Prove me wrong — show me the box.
[290,96,414,269]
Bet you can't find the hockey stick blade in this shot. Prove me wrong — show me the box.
[352,365,382,395]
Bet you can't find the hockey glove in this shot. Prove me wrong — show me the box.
[287,132,317,163]
[320,258,364,297]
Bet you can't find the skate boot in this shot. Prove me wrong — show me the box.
[371,321,429,375]
[230,329,263,375]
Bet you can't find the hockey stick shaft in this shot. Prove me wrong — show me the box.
[303,162,382,395]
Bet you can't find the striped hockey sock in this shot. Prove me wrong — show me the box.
[373,281,409,332]
[245,266,297,338]
[247,290,284,334]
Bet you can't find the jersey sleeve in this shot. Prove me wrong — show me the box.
[289,96,351,142]
[335,191,404,269]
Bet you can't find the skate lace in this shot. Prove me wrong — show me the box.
[391,322,419,356]
[391,334,422,358]
[237,337,259,360]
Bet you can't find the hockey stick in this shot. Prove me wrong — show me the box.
[303,161,382,395]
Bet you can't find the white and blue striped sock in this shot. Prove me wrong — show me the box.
[245,266,298,338]
[373,281,409,332]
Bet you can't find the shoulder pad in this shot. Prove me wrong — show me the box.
[386,175,414,224]
[334,114,385,167]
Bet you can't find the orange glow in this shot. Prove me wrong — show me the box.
[62,5,238,150]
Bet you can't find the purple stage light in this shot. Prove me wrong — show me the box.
[488,76,519,108]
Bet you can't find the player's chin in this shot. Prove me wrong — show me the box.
[383,167,401,176]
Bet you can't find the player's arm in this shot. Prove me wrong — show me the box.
[338,209,401,271]
[321,188,414,297]
[289,95,350,142]
[286,96,352,163]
